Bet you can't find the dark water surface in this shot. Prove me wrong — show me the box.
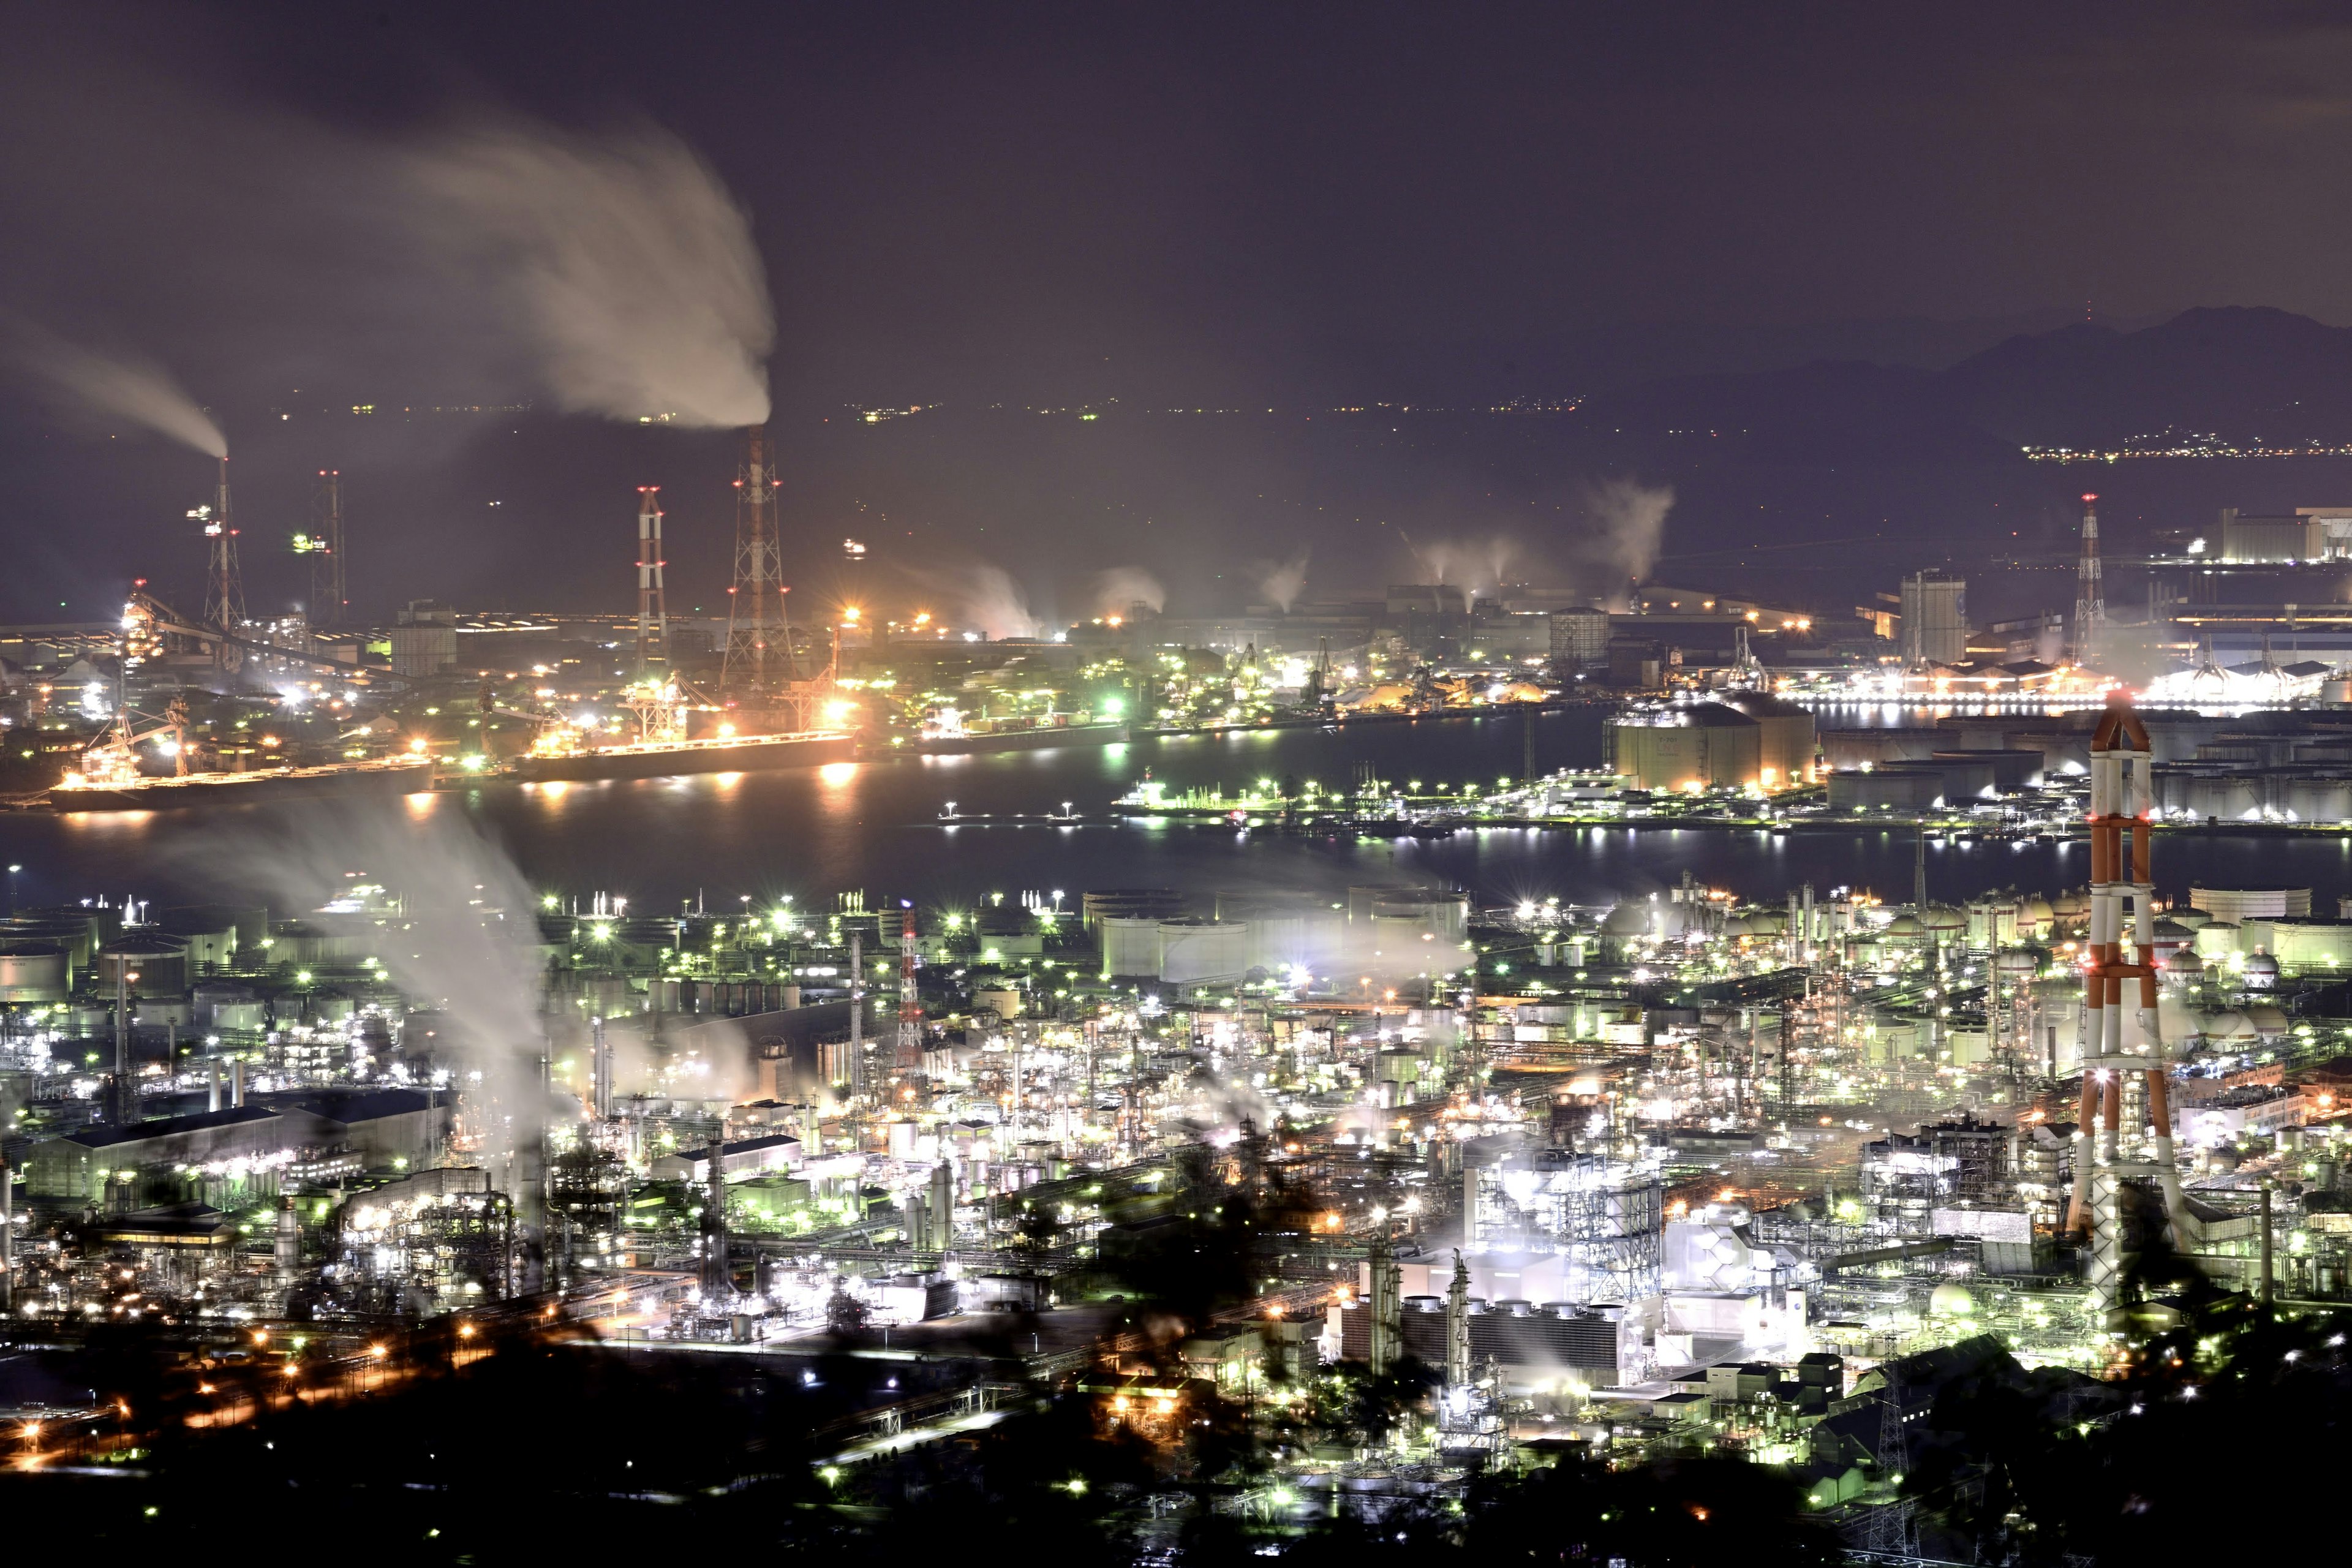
[5,708,2350,914]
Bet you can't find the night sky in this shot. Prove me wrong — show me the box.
[4,2,2351,623]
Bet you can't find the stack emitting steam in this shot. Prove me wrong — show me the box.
[1580,478,1674,606]
[198,807,554,1207]
[1092,566,1165,619]
[937,564,1041,641]
[6,325,225,458]
[406,120,774,428]
[1257,550,1310,612]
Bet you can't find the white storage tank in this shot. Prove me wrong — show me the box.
[1157,919,1249,984]
[1100,916,1163,979]
[0,946,69,1003]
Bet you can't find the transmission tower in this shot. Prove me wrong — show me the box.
[634,486,669,679]
[199,456,244,634]
[895,901,922,1069]
[2072,492,2105,666]
[721,428,787,695]
[1866,1359,1915,1555]
[307,469,347,627]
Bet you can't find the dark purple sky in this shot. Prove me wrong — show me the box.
[7,2,2352,621]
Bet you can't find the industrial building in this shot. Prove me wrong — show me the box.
[1606,694,1818,791]
[1898,570,1968,665]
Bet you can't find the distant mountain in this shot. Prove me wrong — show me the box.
[1577,306,2352,459]
[1312,307,2135,405]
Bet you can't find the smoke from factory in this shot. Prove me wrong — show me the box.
[1256,549,1310,612]
[6,323,227,459]
[186,804,554,1160]
[932,563,1042,640]
[1092,566,1166,617]
[1580,477,1675,603]
[403,119,775,428]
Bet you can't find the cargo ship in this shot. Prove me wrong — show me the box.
[884,710,1130,756]
[508,729,857,782]
[50,756,438,812]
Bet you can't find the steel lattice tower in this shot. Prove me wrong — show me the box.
[202,456,244,635]
[633,486,669,678]
[721,428,787,694]
[2073,491,2106,666]
[896,900,922,1069]
[309,469,346,627]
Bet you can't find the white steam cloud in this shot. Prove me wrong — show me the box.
[192,804,551,1167]
[7,323,225,458]
[1581,477,1674,598]
[1257,549,1310,612]
[1408,535,1516,609]
[404,121,774,428]
[951,564,1042,640]
[1093,566,1166,617]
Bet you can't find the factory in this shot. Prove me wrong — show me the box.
[7,696,2346,1544]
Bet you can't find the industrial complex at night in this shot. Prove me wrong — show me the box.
[9,6,2352,1565]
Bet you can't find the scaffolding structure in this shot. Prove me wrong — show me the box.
[1474,1149,1664,1304]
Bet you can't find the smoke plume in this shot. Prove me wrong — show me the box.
[1092,566,1166,617]
[949,564,1042,640]
[186,803,551,1160]
[1580,477,1675,594]
[1481,537,1518,598]
[403,120,774,428]
[1256,549,1310,612]
[6,323,226,458]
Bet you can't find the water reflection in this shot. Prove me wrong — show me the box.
[2,712,2345,913]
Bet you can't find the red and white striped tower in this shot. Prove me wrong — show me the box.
[896,900,922,1069]
[2068,695,2193,1315]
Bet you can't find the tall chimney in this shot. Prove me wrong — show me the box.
[274,1193,300,1282]
[701,1137,730,1300]
[0,1157,14,1316]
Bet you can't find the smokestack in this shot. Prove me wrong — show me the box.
[848,930,863,1124]
[701,1136,730,1300]
[590,1015,611,1120]
[230,1055,245,1108]
[274,1193,300,1283]
[0,1156,13,1316]
[208,1058,221,1113]
[928,1160,954,1253]
[514,1043,549,1294]
[1444,1249,1471,1387]
[111,961,130,1125]
[1365,1232,1402,1376]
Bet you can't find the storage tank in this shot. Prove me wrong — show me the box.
[1370,891,1470,941]
[0,945,68,1003]
[1157,919,1249,984]
[1100,916,1162,979]
[1083,888,1191,929]
[96,932,189,998]
[0,919,94,975]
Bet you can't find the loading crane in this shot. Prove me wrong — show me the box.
[126,589,383,685]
